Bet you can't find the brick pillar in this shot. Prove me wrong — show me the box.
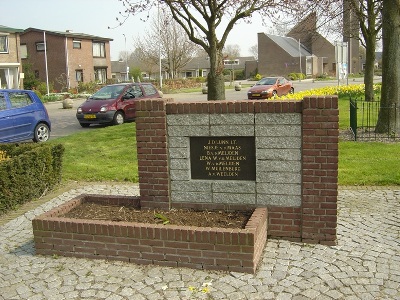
[301,96,339,245]
[135,99,170,209]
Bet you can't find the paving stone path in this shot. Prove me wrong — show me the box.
[0,184,399,299]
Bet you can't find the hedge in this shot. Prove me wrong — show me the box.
[0,143,64,214]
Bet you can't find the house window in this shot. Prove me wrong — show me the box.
[20,44,27,59]
[0,36,8,53]
[76,70,83,82]
[73,40,81,49]
[94,68,107,83]
[36,42,46,51]
[93,42,105,57]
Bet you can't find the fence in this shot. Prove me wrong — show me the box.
[349,98,399,141]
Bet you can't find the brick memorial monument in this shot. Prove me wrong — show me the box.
[136,96,338,245]
[33,96,338,273]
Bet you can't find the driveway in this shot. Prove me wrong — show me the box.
[0,184,399,299]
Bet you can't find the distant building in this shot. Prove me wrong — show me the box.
[0,25,24,89]
[20,28,113,91]
[179,56,210,78]
[179,56,255,79]
[257,33,315,77]
[256,13,336,78]
[111,60,128,82]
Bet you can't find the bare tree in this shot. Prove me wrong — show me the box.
[375,0,400,133]
[117,0,293,100]
[223,44,241,59]
[346,0,382,101]
[249,44,258,60]
[290,1,381,101]
[132,10,199,79]
[130,44,158,79]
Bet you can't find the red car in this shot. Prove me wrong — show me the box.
[247,77,294,99]
[76,83,162,127]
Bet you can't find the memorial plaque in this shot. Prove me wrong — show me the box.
[190,136,256,180]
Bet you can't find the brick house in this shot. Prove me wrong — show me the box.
[0,25,24,89]
[20,28,113,91]
[111,60,128,82]
[255,13,338,78]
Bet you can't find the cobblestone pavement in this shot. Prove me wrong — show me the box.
[0,184,399,300]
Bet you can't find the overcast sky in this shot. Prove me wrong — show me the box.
[1,0,270,60]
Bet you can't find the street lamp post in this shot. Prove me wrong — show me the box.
[158,2,163,89]
[123,34,128,82]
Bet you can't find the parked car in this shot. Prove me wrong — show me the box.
[0,89,51,143]
[247,77,294,99]
[76,83,162,127]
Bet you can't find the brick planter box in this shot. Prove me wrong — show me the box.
[32,194,268,273]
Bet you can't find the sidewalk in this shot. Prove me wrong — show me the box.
[1,184,399,299]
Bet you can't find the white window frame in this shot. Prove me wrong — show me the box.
[36,42,46,51]
[92,42,105,57]
[73,40,81,49]
[20,44,27,59]
[0,35,8,53]
[76,70,83,82]
[94,68,107,83]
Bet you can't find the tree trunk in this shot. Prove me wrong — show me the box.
[363,37,376,102]
[375,0,400,133]
[207,43,226,101]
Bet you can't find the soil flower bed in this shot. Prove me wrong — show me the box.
[61,201,252,229]
[33,194,268,273]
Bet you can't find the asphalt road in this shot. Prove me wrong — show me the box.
[46,77,379,140]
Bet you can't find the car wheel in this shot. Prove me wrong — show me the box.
[113,111,124,125]
[289,87,294,94]
[33,123,50,142]
[80,123,90,128]
[272,90,278,97]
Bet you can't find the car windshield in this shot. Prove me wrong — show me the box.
[256,78,277,86]
[90,85,126,100]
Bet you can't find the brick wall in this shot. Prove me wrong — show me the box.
[33,194,268,273]
[136,97,338,245]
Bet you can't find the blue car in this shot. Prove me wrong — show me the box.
[0,89,51,143]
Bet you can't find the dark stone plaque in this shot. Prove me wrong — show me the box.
[190,136,256,180]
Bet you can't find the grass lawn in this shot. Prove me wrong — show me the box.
[49,123,138,183]
[339,141,400,185]
[50,98,400,186]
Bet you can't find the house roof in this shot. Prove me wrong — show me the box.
[0,25,24,33]
[183,56,211,69]
[111,61,128,73]
[23,27,113,41]
[266,34,311,57]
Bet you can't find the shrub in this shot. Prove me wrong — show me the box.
[276,83,381,101]
[41,93,67,103]
[36,82,53,95]
[77,81,100,94]
[0,143,64,214]
[234,69,245,80]
[254,73,262,81]
[161,78,205,93]
[0,150,9,162]
[288,73,305,80]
